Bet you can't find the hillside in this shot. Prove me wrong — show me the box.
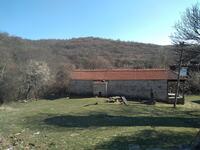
[0,33,175,69]
[0,33,175,102]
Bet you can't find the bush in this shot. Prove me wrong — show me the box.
[185,72,200,94]
[188,72,200,94]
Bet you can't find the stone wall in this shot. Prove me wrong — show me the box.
[69,80,168,101]
[69,80,93,96]
[107,80,168,100]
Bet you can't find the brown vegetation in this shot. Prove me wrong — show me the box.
[0,33,197,103]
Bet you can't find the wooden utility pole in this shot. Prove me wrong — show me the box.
[174,42,184,108]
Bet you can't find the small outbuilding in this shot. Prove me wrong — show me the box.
[69,69,185,103]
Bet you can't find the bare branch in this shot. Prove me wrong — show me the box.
[171,3,200,44]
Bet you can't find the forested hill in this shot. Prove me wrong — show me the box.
[0,33,176,102]
[0,33,175,70]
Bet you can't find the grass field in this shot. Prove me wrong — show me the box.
[0,96,200,150]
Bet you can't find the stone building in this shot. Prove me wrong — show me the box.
[69,69,184,103]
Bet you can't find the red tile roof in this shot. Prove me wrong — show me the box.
[71,69,179,80]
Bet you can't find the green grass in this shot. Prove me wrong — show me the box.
[0,95,200,150]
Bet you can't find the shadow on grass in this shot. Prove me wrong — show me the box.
[183,110,200,117]
[94,129,195,150]
[43,95,68,100]
[69,96,95,99]
[30,114,200,128]
[42,95,94,100]
[192,100,200,104]
[44,115,200,128]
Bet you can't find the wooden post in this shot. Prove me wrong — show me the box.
[174,42,184,108]
[105,81,108,97]
[182,81,185,104]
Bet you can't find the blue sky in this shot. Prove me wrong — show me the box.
[0,0,199,45]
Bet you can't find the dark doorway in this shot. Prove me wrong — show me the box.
[93,81,108,97]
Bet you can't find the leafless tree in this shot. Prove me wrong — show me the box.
[18,60,51,100]
[171,3,200,44]
[171,3,200,63]
[171,4,200,107]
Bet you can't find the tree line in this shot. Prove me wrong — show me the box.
[0,34,175,103]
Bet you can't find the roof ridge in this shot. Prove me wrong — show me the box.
[71,69,179,80]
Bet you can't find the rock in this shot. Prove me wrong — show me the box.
[70,133,79,137]
[49,142,56,146]
[29,143,35,147]
[14,133,21,136]
[6,146,14,150]
[33,131,40,135]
